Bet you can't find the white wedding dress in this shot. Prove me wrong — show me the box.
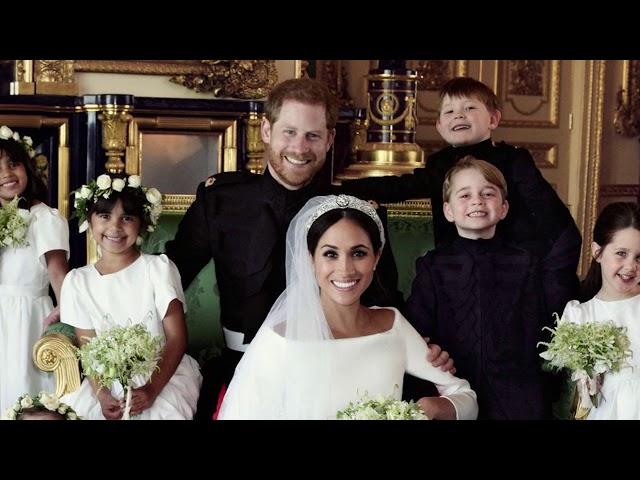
[562,295,640,420]
[219,307,478,420]
[60,253,202,420]
[0,203,69,412]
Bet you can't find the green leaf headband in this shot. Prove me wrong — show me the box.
[72,174,163,234]
[1,391,79,420]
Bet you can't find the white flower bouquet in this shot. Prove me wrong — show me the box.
[337,392,429,420]
[77,323,163,420]
[538,314,632,418]
[0,196,31,248]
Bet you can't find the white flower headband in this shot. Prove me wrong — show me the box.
[72,173,163,234]
[1,391,79,420]
[306,194,385,247]
[0,125,36,158]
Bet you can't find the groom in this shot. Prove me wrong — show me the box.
[165,78,453,420]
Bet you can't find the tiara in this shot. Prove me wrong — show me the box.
[306,195,385,245]
[0,125,36,158]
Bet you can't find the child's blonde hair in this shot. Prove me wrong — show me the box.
[438,77,501,114]
[442,155,508,202]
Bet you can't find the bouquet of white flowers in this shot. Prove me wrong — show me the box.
[77,323,163,420]
[538,314,632,419]
[337,391,429,420]
[0,196,31,248]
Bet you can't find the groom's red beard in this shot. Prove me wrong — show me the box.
[266,146,325,189]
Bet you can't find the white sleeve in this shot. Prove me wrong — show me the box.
[396,312,479,420]
[148,254,187,319]
[33,205,70,268]
[561,300,587,325]
[60,270,93,330]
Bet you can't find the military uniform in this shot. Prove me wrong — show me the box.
[165,168,403,420]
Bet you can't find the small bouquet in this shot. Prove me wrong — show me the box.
[77,323,163,420]
[0,196,31,248]
[337,390,429,420]
[538,313,632,419]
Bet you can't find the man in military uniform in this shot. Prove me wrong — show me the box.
[165,78,451,420]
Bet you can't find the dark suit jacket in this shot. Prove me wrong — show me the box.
[406,235,553,419]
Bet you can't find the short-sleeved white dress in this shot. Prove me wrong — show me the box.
[60,253,202,420]
[562,295,640,420]
[0,203,69,412]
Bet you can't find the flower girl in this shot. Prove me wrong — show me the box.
[561,202,640,419]
[0,126,69,412]
[60,173,202,419]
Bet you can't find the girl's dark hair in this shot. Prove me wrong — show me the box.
[87,176,149,232]
[0,138,47,208]
[581,202,640,301]
[307,208,383,255]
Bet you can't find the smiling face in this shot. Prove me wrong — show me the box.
[443,167,508,239]
[0,151,28,206]
[262,99,335,190]
[312,218,380,308]
[593,226,640,301]
[89,199,141,257]
[436,94,501,147]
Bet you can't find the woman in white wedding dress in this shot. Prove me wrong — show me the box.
[218,195,478,420]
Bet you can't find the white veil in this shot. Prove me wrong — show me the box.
[218,195,385,419]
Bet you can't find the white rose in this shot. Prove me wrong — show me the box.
[0,126,13,139]
[112,178,126,192]
[80,185,93,199]
[145,188,162,205]
[57,404,68,414]
[67,412,78,420]
[39,392,60,411]
[96,174,112,190]
[2,408,16,420]
[147,225,155,233]
[127,175,141,188]
[23,135,33,146]
[20,396,33,409]
[79,220,89,233]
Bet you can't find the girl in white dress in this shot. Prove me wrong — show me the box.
[0,126,69,412]
[218,195,478,420]
[562,202,640,419]
[60,174,202,419]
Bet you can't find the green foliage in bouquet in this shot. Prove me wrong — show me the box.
[0,196,31,248]
[77,323,163,391]
[337,392,429,420]
[538,314,631,377]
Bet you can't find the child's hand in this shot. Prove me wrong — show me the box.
[42,306,61,331]
[97,389,123,420]
[424,337,456,374]
[129,383,159,416]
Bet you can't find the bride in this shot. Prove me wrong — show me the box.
[218,195,478,420]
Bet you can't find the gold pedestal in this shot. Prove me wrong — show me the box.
[336,142,424,181]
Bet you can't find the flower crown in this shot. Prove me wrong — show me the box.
[72,174,163,234]
[307,195,385,247]
[1,391,79,420]
[0,125,36,158]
